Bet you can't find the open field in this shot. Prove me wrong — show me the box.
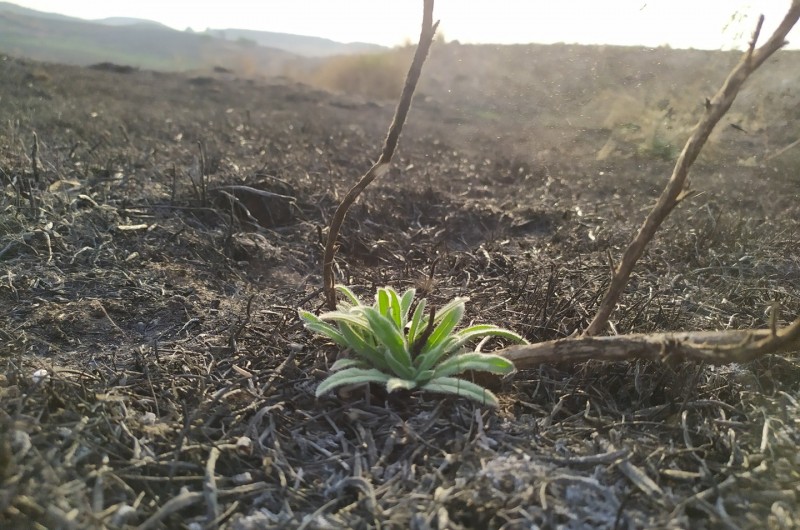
[1,41,799,529]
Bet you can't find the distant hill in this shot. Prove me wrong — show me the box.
[0,2,300,74]
[0,1,385,75]
[0,1,74,21]
[93,17,171,29]
[203,28,387,57]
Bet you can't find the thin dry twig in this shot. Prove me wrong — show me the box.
[198,140,208,206]
[31,131,40,184]
[26,131,40,214]
[95,300,125,335]
[596,438,664,499]
[584,3,800,336]
[764,136,800,161]
[322,0,439,309]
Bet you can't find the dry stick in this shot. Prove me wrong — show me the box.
[584,3,800,337]
[204,447,221,527]
[170,163,178,204]
[31,131,40,184]
[27,131,39,214]
[198,140,208,206]
[322,0,439,309]
[503,316,800,370]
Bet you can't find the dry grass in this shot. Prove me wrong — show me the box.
[299,49,415,100]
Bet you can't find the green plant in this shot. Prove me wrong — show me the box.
[299,285,527,407]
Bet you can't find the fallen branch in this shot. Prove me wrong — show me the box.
[322,0,439,309]
[584,2,800,336]
[502,317,800,370]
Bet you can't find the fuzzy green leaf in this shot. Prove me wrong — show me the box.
[452,324,527,349]
[318,309,370,331]
[330,358,366,371]
[423,298,466,352]
[336,284,363,307]
[338,322,390,370]
[414,369,435,385]
[299,310,349,347]
[407,298,427,345]
[421,376,501,407]
[399,288,416,326]
[363,307,412,371]
[387,287,402,327]
[298,309,318,323]
[414,336,457,374]
[433,297,468,324]
[315,368,392,397]
[384,347,416,379]
[377,288,390,318]
[433,352,515,378]
[386,377,417,393]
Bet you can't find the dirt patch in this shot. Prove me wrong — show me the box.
[1,49,799,529]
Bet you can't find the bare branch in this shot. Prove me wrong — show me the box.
[746,15,765,61]
[503,317,800,370]
[322,0,439,309]
[584,4,800,336]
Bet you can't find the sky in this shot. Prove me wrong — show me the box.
[10,1,799,50]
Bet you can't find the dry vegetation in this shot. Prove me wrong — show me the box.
[1,8,800,530]
[294,49,415,100]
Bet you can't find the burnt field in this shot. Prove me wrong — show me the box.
[1,42,799,529]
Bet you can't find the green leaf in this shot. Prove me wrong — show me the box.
[433,352,515,378]
[339,322,390,370]
[377,287,390,317]
[423,298,466,352]
[303,320,347,342]
[336,284,363,307]
[452,324,528,349]
[330,358,366,371]
[384,347,416,379]
[298,309,317,323]
[399,288,416,326]
[386,377,417,393]
[433,297,468,324]
[299,310,349,347]
[315,368,392,397]
[407,298,427,345]
[387,287,402,327]
[415,336,457,373]
[363,307,412,372]
[318,310,370,331]
[421,376,501,407]
[414,369,435,385]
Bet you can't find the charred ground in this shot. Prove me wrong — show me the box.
[1,43,799,529]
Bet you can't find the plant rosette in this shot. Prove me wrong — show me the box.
[299,285,527,407]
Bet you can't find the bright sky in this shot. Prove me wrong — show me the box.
[10,1,799,50]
